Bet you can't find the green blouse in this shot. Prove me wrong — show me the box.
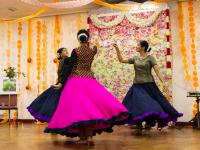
[128,55,157,84]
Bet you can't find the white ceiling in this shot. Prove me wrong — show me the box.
[0,0,99,20]
[0,0,191,20]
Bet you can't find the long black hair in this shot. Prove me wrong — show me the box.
[77,29,89,43]
[57,47,66,60]
[140,40,151,52]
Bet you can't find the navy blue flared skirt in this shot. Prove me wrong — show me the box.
[27,87,62,122]
[122,82,183,127]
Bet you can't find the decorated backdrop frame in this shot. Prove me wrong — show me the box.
[88,8,172,102]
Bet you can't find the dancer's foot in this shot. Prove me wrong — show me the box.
[76,139,88,144]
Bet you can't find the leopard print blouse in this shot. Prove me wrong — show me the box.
[70,45,97,78]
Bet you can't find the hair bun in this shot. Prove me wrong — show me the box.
[78,33,88,43]
[77,29,90,43]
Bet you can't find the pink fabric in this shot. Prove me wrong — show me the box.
[48,77,128,131]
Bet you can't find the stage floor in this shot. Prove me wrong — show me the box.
[0,124,200,150]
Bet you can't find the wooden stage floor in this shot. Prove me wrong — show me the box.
[0,123,200,150]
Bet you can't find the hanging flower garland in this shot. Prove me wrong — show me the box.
[6,24,11,67]
[53,16,61,64]
[36,21,41,95]
[188,1,199,89]
[17,22,22,78]
[37,21,47,125]
[126,9,162,28]
[26,20,32,90]
[165,9,172,75]
[90,14,124,29]
[21,0,93,9]
[187,1,199,117]
[164,9,172,102]
[17,23,22,119]
[77,14,82,30]
[177,2,190,81]
[42,21,47,91]
[90,9,162,29]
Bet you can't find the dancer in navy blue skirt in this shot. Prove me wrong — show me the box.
[27,48,73,122]
[113,40,183,133]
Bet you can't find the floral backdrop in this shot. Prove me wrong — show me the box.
[89,9,172,102]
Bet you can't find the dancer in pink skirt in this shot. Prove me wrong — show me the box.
[44,29,130,144]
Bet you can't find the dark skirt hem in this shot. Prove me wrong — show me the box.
[44,112,131,137]
[128,112,183,128]
[27,107,51,123]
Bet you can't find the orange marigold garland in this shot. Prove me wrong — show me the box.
[17,22,22,78]
[188,1,199,89]
[188,1,199,117]
[53,16,61,65]
[77,14,82,30]
[36,21,41,95]
[177,2,191,81]
[42,21,47,91]
[6,24,11,67]
[15,22,23,122]
[26,20,32,90]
